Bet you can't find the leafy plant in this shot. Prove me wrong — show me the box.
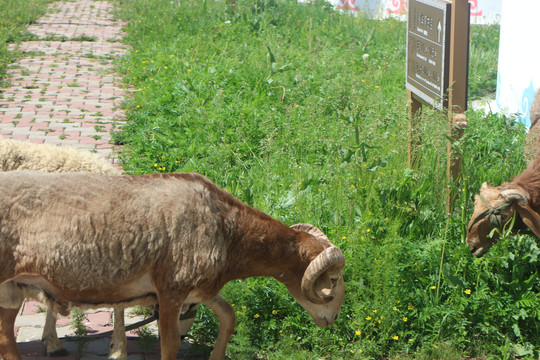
[69,307,89,359]
[135,325,159,359]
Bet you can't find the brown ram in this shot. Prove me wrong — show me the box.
[0,172,345,360]
[0,138,203,359]
[467,157,540,257]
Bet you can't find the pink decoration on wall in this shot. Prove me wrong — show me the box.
[386,0,483,17]
[337,0,359,11]
[468,0,483,16]
[387,0,407,15]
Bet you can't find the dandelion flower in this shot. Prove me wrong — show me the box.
[355,330,361,336]
[272,310,278,315]
[430,286,436,290]
[393,335,399,341]
[464,289,471,295]
[403,317,408,322]
[254,314,260,319]
[365,316,372,321]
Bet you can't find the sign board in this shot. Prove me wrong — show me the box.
[406,0,451,110]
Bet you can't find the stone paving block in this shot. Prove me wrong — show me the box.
[17,327,45,343]
[15,313,47,328]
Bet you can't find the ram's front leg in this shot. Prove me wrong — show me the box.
[157,295,183,360]
[108,308,127,360]
[0,306,22,360]
[42,308,68,356]
[204,295,236,360]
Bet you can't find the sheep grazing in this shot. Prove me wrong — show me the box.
[0,171,345,360]
[0,139,202,359]
[0,138,121,357]
[466,156,540,257]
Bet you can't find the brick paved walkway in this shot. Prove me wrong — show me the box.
[0,0,127,165]
[0,1,209,358]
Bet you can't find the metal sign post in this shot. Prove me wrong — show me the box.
[406,0,451,169]
[446,0,470,214]
[405,0,470,213]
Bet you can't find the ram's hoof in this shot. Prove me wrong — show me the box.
[47,348,69,357]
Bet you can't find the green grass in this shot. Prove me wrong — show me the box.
[111,1,537,359]
[468,23,500,100]
[0,0,54,83]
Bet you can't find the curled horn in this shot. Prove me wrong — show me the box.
[291,224,345,303]
[291,223,329,243]
[501,188,529,206]
[301,246,345,304]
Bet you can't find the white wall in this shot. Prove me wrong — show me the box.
[495,0,540,127]
[310,0,501,24]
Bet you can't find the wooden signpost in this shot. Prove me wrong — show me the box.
[406,0,470,214]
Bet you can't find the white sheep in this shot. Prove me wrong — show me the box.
[0,138,122,174]
[0,171,345,360]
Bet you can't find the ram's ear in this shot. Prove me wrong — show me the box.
[516,204,540,238]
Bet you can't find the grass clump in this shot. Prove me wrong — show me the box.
[0,0,53,82]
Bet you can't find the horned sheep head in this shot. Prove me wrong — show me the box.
[288,224,345,327]
[466,182,540,257]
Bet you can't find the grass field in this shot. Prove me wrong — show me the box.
[111,1,538,358]
[2,0,539,359]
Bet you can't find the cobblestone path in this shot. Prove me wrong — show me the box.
[0,0,128,165]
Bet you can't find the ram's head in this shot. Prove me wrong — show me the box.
[285,224,345,327]
[467,182,540,257]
